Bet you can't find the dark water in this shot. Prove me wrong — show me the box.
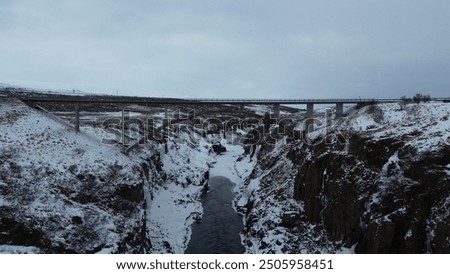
[185,176,245,254]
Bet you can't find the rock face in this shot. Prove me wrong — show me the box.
[211,143,227,154]
[294,136,450,253]
[239,102,450,253]
[0,157,151,254]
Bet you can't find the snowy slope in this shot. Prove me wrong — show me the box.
[345,103,450,151]
[145,139,212,254]
[0,99,149,253]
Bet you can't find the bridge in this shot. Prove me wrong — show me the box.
[14,95,449,152]
[16,95,449,122]
[18,96,400,119]
[16,96,402,135]
[17,96,399,105]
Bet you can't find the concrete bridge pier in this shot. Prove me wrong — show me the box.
[74,103,80,132]
[122,108,129,146]
[325,108,333,135]
[335,102,344,118]
[273,103,280,119]
[305,103,314,132]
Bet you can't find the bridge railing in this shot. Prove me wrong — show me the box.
[16,96,409,105]
[185,98,397,104]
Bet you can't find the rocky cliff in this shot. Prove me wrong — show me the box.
[239,102,450,253]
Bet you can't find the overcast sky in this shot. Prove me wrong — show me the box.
[1,0,449,98]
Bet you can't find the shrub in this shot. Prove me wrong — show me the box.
[412,93,431,104]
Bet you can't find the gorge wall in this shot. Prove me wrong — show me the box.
[239,102,450,253]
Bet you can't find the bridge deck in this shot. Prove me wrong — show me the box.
[17,97,404,105]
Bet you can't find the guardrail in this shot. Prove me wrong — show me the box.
[185,98,395,104]
[17,97,405,105]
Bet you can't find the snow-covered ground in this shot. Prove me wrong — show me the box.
[244,104,306,117]
[293,102,450,146]
[0,99,148,253]
[0,82,92,96]
[210,140,257,192]
[345,102,450,152]
[0,100,137,181]
[146,139,212,253]
[0,245,41,254]
[244,105,272,116]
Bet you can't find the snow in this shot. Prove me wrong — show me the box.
[426,194,450,252]
[244,104,272,115]
[340,243,358,254]
[405,229,413,240]
[0,245,41,254]
[348,115,379,131]
[0,100,135,176]
[148,183,204,253]
[210,141,256,191]
[209,145,244,181]
[210,140,258,214]
[344,102,450,153]
[80,126,119,143]
[147,137,212,253]
[237,178,261,208]
[0,99,146,253]
[0,197,9,207]
[380,152,400,178]
[0,83,91,96]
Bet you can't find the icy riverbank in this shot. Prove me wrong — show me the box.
[147,138,256,253]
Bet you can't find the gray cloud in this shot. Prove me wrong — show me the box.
[0,0,449,98]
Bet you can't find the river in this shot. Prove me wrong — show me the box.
[185,176,245,254]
